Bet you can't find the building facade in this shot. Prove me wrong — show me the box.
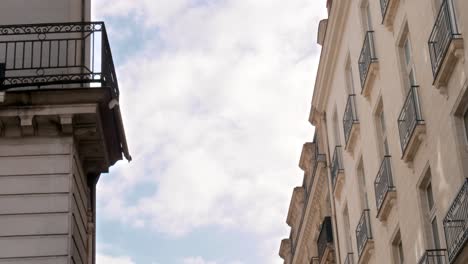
[0,1,130,263]
[280,0,468,264]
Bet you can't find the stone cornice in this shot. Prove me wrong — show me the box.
[286,186,306,227]
[279,238,292,260]
[309,0,351,125]
[299,142,314,172]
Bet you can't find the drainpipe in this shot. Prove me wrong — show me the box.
[320,113,342,264]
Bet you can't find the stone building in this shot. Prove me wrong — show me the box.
[280,0,468,263]
[0,0,130,263]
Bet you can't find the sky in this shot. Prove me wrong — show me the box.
[92,1,327,263]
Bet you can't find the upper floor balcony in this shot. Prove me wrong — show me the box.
[358,31,378,97]
[343,94,359,152]
[317,216,334,264]
[398,86,425,162]
[0,22,119,98]
[443,179,468,263]
[417,249,448,264]
[429,0,463,89]
[356,209,373,263]
[374,156,396,221]
[379,0,399,28]
[331,145,345,197]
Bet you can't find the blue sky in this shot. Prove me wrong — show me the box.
[92,1,327,263]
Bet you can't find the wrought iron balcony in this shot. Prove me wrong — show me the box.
[344,253,354,264]
[317,217,334,263]
[417,249,448,264]
[443,179,468,263]
[356,209,372,258]
[398,86,424,161]
[331,146,344,189]
[380,0,390,20]
[0,22,119,98]
[358,31,378,95]
[306,141,327,194]
[374,156,396,220]
[343,94,359,147]
[428,0,462,85]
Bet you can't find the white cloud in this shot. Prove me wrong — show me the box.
[181,256,244,264]
[97,253,136,264]
[94,0,327,262]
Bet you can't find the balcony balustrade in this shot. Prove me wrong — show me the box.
[443,179,468,263]
[398,86,425,162]
[356,209,373,260]
[417,249,448,264]
[374,156,396,220]
[0,22,119,98]
[317,217,334,264]
[429,0,463,87]
[343,94,359,151]
[331,146,344,190]
[379,0,399,27]
[358,31,378,96]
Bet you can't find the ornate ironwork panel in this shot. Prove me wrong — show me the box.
[398,86,424,154]
[380,0,390,20]
[331,146,344,189]
[356,209,372,258]
[443,179,468,263]
[374,156,395,214]
[358,31,377,90]
[417,249,448,264]
[0,22,119,98]
[428,0,461,79]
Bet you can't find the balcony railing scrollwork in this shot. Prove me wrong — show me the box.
[331,146,344,189]
[417,249,448,264]
[343,94,359,146]
[374,156,395,216]
[428,0,462,81]
[398,86,424,157]
[380,0,390,20]
[358,31,377,91]
[0,22,119,98]
[356,209,372,258]
[443,179,468,263]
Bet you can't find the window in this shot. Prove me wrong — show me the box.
[361,1,373,32]
[401,35,417,89]
[420,171,441,249]
[392,230,404,264]
[346,58,356,94]
[464,109,468,142]
[343,206,353,253]
[358,159,369,210]
[376,101,389,157]
[333,111,341,146]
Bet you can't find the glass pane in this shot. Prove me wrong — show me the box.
[464,109,468,142]
[347,66,355,94]
[426,183,435,211]
[366,5,372,30]
[409,68,416,86]
[404,39,411,66]
[384,138,390,155]
[380,111,386,134]
[398,241,405,264]
[431,217,441,249]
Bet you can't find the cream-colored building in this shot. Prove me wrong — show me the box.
[280,0,468,263]
[0,1,130,263]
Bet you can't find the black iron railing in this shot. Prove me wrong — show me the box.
[356,209,372,258]
[428,0,462,79]
[0,22,119,98]
[331,146,344,189]
[358,31,377,90]
[344,253,354,264]
[317,217,334,263]
[380,0,390,21]
[417,249,448,264]
[398,86,424,155]
[343,94,359,145]
[443,179,468,263]
[374,156,395,214]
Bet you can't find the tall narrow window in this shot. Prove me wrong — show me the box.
[358,160,369,210]
[362,1,373,31]
[401,35,417,90]
[333,111,341,146]
[376,101,389,157]
[343,206,353,253]
[420,171,441,249]
[392,230,404,264]
[346,59,356,94]
[464,108,468,142]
